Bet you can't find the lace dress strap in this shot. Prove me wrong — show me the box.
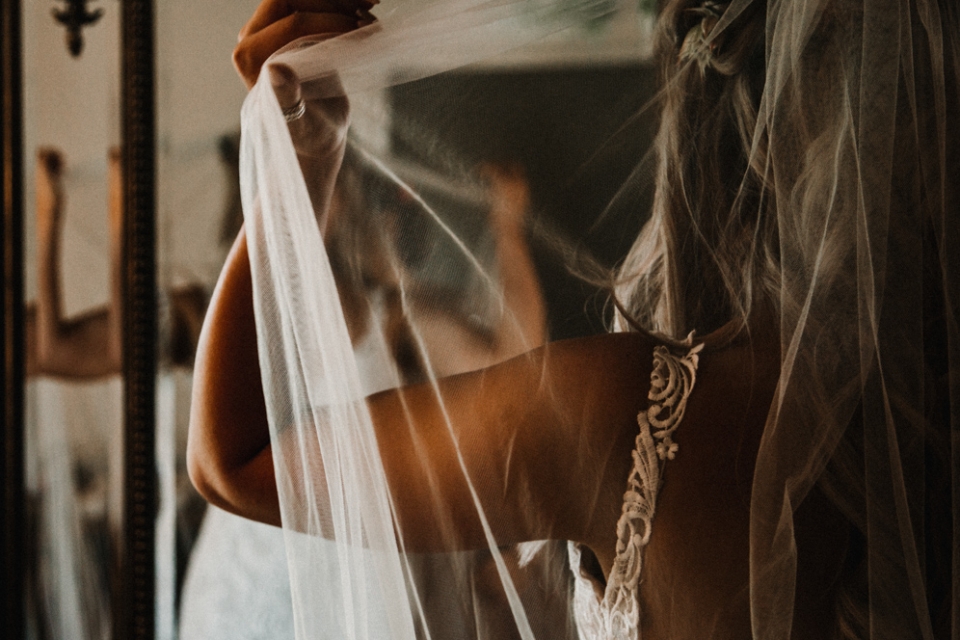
[569,341,704,640]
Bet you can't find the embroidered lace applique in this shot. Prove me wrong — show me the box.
[569,341,703,640]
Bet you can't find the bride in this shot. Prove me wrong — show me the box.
[188,0,958,638]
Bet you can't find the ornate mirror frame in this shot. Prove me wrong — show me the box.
[1,1,159,638]
[1,0,27,632]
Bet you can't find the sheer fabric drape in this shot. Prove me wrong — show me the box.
[238,0,959,638]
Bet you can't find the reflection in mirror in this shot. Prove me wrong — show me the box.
[21,1,120,639]
[153,1,259,638]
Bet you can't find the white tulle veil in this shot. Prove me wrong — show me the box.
[238,0,959,638]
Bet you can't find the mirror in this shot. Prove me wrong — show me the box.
[153,2,259,638]
[1,0,27,635]
[19,2,123,638]
[7,0,157,638]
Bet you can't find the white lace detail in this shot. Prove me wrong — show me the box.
[569,341,703,640]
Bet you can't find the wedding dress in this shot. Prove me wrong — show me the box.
[26,378,116,640]
[233,0,960,638]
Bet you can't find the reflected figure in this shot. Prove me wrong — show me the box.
[24,147,210,640]
[179,147,552,640]
[329,152,547,380]
[25,147,209,377]
[24,147,119,640]
[25,148,122,379]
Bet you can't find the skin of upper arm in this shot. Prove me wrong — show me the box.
[189,223,653,545]
[190,243,778,568]
[188,229,279,525]
[367,332,655,553]
[26,303,122,379]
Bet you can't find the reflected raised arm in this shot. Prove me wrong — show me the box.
[26,148,122,379]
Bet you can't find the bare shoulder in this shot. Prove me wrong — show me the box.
[365,329,781,550]
[365,331,660,548]
[367,331,659,416]
[638,333,783,638]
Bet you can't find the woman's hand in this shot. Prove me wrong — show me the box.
[235,0,377,228]
[189,0,380,519]
[233,0,378,89]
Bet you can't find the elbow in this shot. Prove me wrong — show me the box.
[186,435,232,511]
[185,417,246,517]
[186,414,280,526]
[186,441,251,520]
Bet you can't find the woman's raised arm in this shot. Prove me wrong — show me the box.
[188,220,658,547]
[188,0,375,525]
[187,228,280,525]
[188,0,777,560]
[26,148,123,379]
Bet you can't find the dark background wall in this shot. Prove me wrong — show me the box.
[391,64,659,338]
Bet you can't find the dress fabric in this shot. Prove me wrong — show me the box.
[568,342,703,640]
[26,378,119,640]
[178,507,295,640]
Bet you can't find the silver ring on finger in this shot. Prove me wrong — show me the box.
[282,99,306,123]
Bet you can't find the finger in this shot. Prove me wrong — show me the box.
[482,164,530,224]
[240,0,373,41]
[268,63,302,112]
[234,12,360,88]
[269,63,349,141]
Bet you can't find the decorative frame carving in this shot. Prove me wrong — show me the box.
[116,1,157,639]
[1,0,26,635]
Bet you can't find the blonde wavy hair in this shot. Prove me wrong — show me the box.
[614,0,772,339]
